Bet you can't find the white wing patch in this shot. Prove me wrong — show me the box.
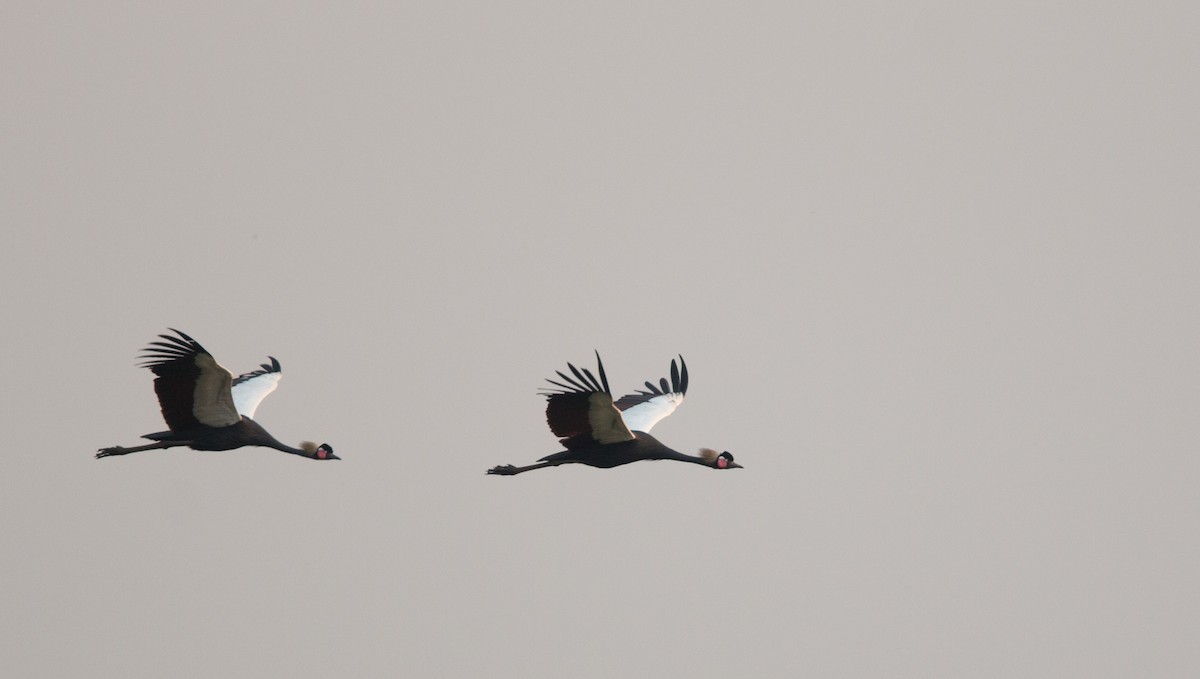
[232,370,282,419]
[619,392,684,433]
[191,353,240,427]
[614,355,689,434]
[232,357,283,419]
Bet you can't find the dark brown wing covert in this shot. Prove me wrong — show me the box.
[546,392,599,450]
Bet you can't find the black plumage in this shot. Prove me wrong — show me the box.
[96,329,337,461]
[488,352,739,475]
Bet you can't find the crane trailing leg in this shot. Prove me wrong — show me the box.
[96,440,189,459]
[487,460,570,475]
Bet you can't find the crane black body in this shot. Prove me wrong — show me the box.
[488,352,739,475]
[96,329,337,461]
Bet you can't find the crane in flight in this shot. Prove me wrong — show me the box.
[96,329,337,461]
[488,352,739,475]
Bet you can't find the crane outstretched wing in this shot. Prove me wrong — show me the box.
[231,357,282,419]
[614,356,688,433]
[540,352,635,450]
[138,328,240,430]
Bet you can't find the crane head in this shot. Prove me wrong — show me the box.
[700,448,742,469]
[715,451,741,469]
[299,441,339,460]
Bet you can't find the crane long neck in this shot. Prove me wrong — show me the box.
[243,417,312,458]
[661,450,713,466]
[270,441,310,457]
[634,433,714,467]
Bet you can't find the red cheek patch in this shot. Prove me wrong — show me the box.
[318,450,327,459]
[717,457,728,469]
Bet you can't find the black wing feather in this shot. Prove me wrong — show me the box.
[553,370,589,392]
[540,352,627,450]
[614,356,688,412]
[134,328,212,432]
[594,350,611,394]
[232,356,281,385]
[568,363,599,392]
[138,328,209,372]
[544,378,581,392]
[580,368,603,393]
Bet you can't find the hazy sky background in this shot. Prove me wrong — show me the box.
[2,2,1197,677]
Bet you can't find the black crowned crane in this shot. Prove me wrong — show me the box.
[487,352,740,475]
[96,329,337,461]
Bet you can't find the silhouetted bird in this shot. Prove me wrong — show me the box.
[96,329,337,461]
[488,352,739,475]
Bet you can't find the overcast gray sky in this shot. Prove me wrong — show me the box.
[2,2,1198,677]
